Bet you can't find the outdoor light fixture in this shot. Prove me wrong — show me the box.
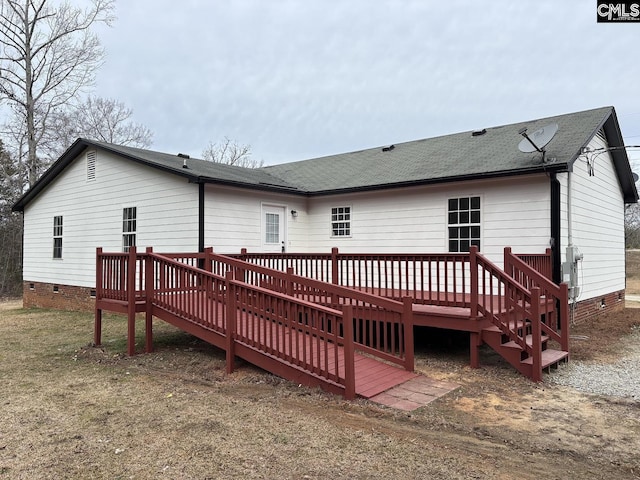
[291,210,298,218]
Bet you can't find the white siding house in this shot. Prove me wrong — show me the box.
[22,149,199,288]
[13,106,638,319]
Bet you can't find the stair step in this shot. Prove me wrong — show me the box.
[501,334,549,350]
[483,320,530,335]
[521,348,569,368]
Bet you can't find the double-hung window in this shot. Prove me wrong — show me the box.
[122,207,137,252]
[331,206,351,237]
[53,216,63,259]
[448,196,481,252]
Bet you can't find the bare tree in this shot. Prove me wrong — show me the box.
[626,203,640,249]
[202,136,264,168]
[46,96,154,158]
[0,0,116,187]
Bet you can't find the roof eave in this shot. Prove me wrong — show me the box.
[604,109,639,204]
[566,107,638,204]
[191,176,305,196]
[305,163,569,197]
[12,138,92,212]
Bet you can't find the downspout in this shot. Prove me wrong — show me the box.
[565,166,582,305]
[567,169,573,253]
[198,182,205,253]
[550,173,561,284]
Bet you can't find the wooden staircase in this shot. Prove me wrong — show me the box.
[475,248,570,381]
[481,321,568,380]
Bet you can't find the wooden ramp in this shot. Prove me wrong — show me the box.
[146,293,417,399]
[95,251,417,400]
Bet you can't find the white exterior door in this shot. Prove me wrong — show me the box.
[262,205,285,253]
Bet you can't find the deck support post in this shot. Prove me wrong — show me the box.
[144,247,154,353]
[402,297,414,371]
[225,271,237,374]
[94,308,102,346]
[530,287,542,382]
[342,304,356,400]
[469,246,480,368]
[94,247,103,346]
[559,282,569,352]
[469,332,481,369]
[127,246,137,356]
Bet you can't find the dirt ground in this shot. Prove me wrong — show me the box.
[1,279,640,478]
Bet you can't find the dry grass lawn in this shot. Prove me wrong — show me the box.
[1,270,640,478]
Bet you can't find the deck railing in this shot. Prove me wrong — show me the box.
[150,253,228,335]
[515,248,553,281]
[230,278,354,396]
[230,250,334,284]
[224,246,568,381]
[200,250,413,369]
[227,248,472,309]
[504,247,569,351]
[95,248,419,398]
[96,247,146,302]
[146,252,357,397]
[101,246,567,384]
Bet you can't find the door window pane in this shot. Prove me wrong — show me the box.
[265,213,279,244]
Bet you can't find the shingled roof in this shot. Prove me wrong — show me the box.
[263,106,635,200]
[12,105,638,212]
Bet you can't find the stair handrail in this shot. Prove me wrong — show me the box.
[471,247,539,360]
[504,247,569,351]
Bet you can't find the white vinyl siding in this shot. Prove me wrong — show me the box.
[558,133,625,302]
[23,150,199,287]
[305,175,550,264]
[203,184,307,254]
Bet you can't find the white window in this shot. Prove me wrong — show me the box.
[122,207,136,252]
[53,216,63,259]
[331,206,351,237]
[86,151,96,181]
[448,196,480,252]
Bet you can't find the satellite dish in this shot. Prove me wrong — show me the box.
[633,172,639,183]
[518,123,559,153]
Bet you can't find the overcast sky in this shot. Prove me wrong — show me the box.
[87,1,640,167]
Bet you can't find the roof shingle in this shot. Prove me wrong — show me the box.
[12,105,638,211]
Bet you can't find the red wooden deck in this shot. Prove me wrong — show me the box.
[95,246,570,396]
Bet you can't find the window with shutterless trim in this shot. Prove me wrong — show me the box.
[53,215,63,259]
[448,196,481,252]
[331,206,351,237]
[122,207,137,252]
